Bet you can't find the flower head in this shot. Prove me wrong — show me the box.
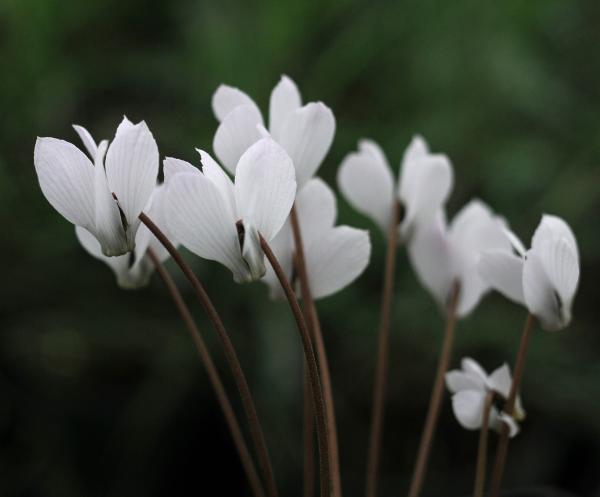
[166,138,296,283]
[478,215,580,331]
[337,137,453,238]
[407,200,512,317]
[446,357,524,437]
[34,117,159,257]
[211,75,335,188]
[262,178,371,300]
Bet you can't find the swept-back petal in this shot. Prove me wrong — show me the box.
[163,157,200,183]
[337,139,394,233]
[213,104,264,174]
[487,363,512,399]
[197,149,236,216]
[34,137,96,230]
[105,121,159,230]
[234,138,296,241]
[398,135,430,199]
[278,102,335,188]
[523,250,563,331]
[269,75,302,141]
[212,84,261,122]
[451,390,485,430]
[461,358,489,384]
[478,250,526,305]
[72,124,98,159]
[295,177,337,244]
[531,214,578,257]
[445,370,486,394]
[303,226,370,299]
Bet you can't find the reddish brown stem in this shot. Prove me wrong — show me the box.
[407,281,460,497]
[366,201,401,497]
[488,313,536,497]
[303,366,315,497]
[259,233,331,497]
[290,206,342,497]
[474,391,495,497]
[147,248,265,497]
[139,212,278,497]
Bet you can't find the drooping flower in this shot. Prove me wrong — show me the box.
[478,215,580,331]
[166,138,296,283]
[76,183,174,289]
[446,357,524,437]
[407,200,512,317]
[211,75,335,188]
[262,177,371,300]
[337,137,453,238]
[34,117,159,256]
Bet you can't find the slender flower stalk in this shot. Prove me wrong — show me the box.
[290,205,342,497]
[259,233,331,497]
[147,248,265,497]
[407,281,460,497]
[366,201,401,497]
[488,314,536,497]
[303,367,315,497]
[139,212,279,497]
[473,391,495,497]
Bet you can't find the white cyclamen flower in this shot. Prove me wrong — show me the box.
[262,178,371,300]
[408,200,512,317]
[478,215,580,331]
[166,138,296,283]
[337,137,453,238]
[211,75,335,188]
[76,183,174,289]
[446,357,524,437]
[34,117,159,257]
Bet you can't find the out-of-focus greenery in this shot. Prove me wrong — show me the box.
[1,0,599,496]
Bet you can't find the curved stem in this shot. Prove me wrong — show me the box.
[366,201,401,497]
[259,233,331,497]
[290,206,342,497]
[488,313,535,497]
[139,212,278,497]
[407,281,460,497]
[147,248,265,497]
[473,391,494,497]
[303,366,315,497]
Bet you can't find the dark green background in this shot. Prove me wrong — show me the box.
[1,0,599,496]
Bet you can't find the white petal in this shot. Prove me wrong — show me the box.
[197,149,236,216]
[135,184,174,263]
[295,177,337,243]
[115,116,135,136]
[504,227,527,257]
[72,124,98,159]
[337,139,394,233]
[234,138,296,241]
[279,102,335,188]
[461,358,490,384]
[497,412,520,438]
[537,234,580,307]
[397,135,430,200]
[451,390,486,430]
[303,226,371,299]
[407,212,453,310]
[261,220,294,300]
[445,370,486,394]
[34,137,96,230]
[212,84,260,122]
[486,363,513,399]
[269,75,302,141]
[213,104,264,174]
[478,250,526,305]
[240,222,267,281]
[105,121,159,231]
[531,214,578,258]
[523,250,562,331]
[163,157,200,183]
[167,172,250,283]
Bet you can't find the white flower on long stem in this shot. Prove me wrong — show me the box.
[34,117,159,257]
[166,138,296,283]
[262,178,371,300]
[76,183,174,289]
[337,137,453,238]
[211,75,335,188]
[408,200,512,317]
[478,215,580,331]
[446,357,524,437]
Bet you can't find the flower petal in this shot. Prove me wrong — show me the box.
[213,104,264,174]
[461,358,489,384]
[34,137,96,230]
[303,226,371,299]
[163,157,200,183]
[278,102,335,188]
[497,412,520,438]
[337,139,394,233]
[445,370,486,394]
[451,390,486,430]
[234,138,296,241]
[105,121,159,231]
[197,149,236,216]
[72,124,98,159]
[212,84,260,122]
[167,172,249,282]
[397,135,430,199]
[486,363,512,399]
[295,177,337,243]
[522,249,562,331]
[478,250,526,305]
[261,221,294,299]
[269,75,302,141]
[531,214,578,258]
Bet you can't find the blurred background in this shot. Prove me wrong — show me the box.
[1,0,599,496]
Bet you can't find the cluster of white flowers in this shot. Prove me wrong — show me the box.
[34,75,581,437]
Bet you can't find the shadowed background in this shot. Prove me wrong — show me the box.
[1,0,599,496]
